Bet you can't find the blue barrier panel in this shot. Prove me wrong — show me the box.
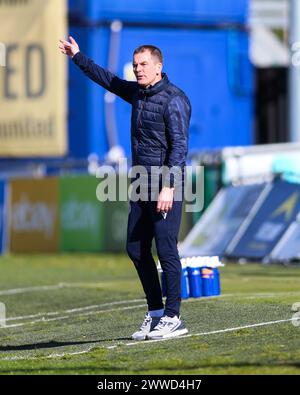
[226,180,300,260]
[179,183,265,257]
[269,221,300,262]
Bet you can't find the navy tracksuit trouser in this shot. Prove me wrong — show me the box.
[126,199,183,317]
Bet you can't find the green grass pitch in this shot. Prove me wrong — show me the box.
[0,254,299,375]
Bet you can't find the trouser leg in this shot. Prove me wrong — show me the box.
[148,200,183,318]
[126,200,164,311]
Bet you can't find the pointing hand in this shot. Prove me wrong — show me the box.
[59,36,80,58]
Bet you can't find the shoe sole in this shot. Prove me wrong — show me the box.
[131,317,163,341]
[147,328,188,340]
[131,334,147,341]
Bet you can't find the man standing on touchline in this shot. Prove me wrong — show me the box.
[59,36,191,340]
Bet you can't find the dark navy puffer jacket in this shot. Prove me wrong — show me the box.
[73,52,191,187]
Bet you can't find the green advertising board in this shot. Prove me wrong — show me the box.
[100,173,129,252]
[103,200,129,252]
[59,175,106,252]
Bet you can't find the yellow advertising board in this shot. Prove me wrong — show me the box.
[0,0,67,156]
[9,178,59,253]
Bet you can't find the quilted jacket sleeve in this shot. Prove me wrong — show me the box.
[163,94,191,187]
[72,52,138,104]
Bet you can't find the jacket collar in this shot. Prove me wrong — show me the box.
[139,73,169,97]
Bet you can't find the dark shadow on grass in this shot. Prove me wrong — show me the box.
[0,337,132,352]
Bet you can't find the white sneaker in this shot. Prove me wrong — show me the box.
[131,313,162,341]
[147,315,188,340]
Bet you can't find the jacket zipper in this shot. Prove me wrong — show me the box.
[137,93,147,128]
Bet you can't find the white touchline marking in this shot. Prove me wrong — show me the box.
[0,346,97,361]
[0,282,122,296]
[2,279,300,298]
[47,348,95,358]
[1,304,147,328]
[0,294,237,325]
[0,316,299,361]
[122,317,300,347]
[6,298,145,322]
[3,290,300,326]
[3,295,229,324]
[0,284,68,296]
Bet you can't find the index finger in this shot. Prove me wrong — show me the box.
[69,36,76,45]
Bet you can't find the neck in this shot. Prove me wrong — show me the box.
[143,74,162,89]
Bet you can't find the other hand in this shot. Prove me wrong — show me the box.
[156,187,174,213]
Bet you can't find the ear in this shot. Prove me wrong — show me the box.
[156,62,163,75]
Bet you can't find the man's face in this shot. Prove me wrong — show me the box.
[133,50,162,88]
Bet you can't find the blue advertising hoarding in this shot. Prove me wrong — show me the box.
[179,183,265,257]
[269,220,300,262]
[226,180,300,259]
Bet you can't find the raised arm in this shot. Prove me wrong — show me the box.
[59,36,137,104]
